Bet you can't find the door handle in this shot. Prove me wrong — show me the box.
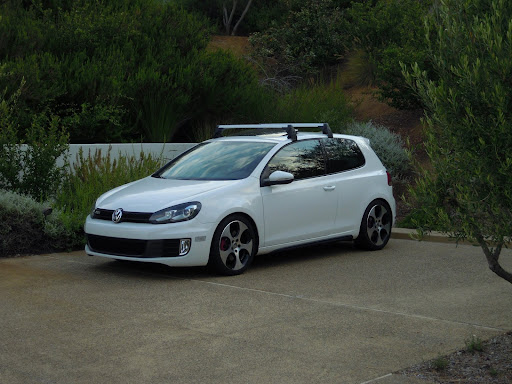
[323,186,336,191]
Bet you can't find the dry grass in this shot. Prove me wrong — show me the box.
[207,35,251,56]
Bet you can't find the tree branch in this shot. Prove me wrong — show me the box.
[223,1,238,35]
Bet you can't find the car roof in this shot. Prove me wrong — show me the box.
[209,131,369,145]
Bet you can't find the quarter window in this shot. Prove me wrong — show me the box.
[323,138,365,173]
[265,139,326,180]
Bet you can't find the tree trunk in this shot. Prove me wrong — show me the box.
[476,235,512,284]
[231,0,253,36]
[223,1,238,35]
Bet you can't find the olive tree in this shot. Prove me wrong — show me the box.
[404,0,512,283]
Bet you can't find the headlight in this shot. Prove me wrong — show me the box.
[149,202,201,224]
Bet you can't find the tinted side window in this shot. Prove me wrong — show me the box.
[265,139,326,180]
[323,138,365,173]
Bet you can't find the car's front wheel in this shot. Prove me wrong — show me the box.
[356,199,392,251]
[208,214,257,275]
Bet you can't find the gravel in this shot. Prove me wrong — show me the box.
[399,332,512,383]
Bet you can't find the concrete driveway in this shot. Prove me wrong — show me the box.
[1,238,511,384]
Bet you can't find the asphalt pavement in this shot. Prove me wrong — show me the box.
[1,237,511,384]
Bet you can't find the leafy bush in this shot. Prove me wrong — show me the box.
[269,78,352,127]
[0,1,270,143]
[54,147,165,246]
[341,121,410,179]
[177,0,300,34]
[0,80,69,201]
[0,189,74,256]
[249,0,346,80]
[344,0,432,109]
[341,49,378,88]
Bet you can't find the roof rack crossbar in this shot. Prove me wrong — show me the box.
[213,123,332,141]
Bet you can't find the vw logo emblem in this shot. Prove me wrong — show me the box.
[112,208,123,223]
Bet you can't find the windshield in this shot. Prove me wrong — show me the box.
[155,141,276,180]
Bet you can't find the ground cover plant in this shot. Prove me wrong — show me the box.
[0,189,73,256]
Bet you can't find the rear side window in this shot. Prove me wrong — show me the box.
[265,139,325,180]
[323,138,365,173]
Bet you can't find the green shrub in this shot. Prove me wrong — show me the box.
[432,356,448,371]
[346,0,432,109]
[465,335,484,353]
[270,79,352,126]
[341,121,410,179]
[249,0,346,80]
[341,49,377,88]
[1,1,270,143]
[54,147,165,246]
[0,189,74,257]
[0,80,69,201]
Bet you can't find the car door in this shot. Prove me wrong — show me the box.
[260,139,338,247]
[323,138,368,232]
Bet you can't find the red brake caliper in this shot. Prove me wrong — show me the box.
[220,237,229,251]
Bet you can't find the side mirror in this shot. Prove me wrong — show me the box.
[262,171,294,187]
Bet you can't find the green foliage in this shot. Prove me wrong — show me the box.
[432,356,448,371]
[342,121,410,180]
[346,0,432,109]
[0,80,69,201]
[191,50,271,126]
[177,0,306,34]
[270,79,351,124]
[404,0,512,283]
[0,0,268,143]
[341,49,378,88]
[465,335,484,353]
[249,0,346,80]
[54,147,165,246]
[0,189,74,256]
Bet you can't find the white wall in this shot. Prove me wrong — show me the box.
[62,143,196,168]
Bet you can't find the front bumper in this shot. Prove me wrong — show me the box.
[84,215,214,267]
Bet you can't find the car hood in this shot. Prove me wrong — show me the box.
[96,176,237,212]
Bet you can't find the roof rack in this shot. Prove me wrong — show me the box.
[213,123,333,142]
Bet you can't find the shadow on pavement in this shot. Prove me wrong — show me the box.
[88,240,362,279]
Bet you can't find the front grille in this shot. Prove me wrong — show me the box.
[92,209,152,223]
[87,235,181,258]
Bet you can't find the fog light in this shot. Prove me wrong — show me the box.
[179,239,191,256]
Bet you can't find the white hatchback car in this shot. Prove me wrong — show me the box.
[85,123,395,275]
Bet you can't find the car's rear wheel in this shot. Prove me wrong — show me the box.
[208,214,257,275]
[356,199,392,250]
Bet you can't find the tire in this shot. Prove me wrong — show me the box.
[208,214,257,275]
[355,199,392,251]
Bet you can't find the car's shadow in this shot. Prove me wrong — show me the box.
[90,241,362,279]
[251,240,360,270]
